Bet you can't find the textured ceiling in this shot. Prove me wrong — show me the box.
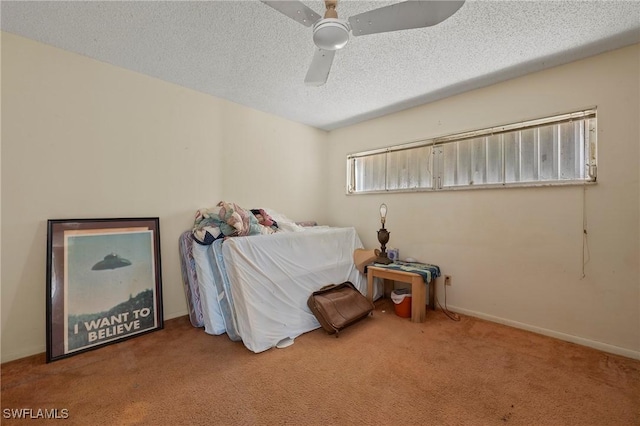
[2,1,639,130]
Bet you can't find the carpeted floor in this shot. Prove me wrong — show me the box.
[2,299,639,425]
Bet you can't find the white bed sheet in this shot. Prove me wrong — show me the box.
[223,226,371,353]
[207,239,241,341]
[191,243,226,335]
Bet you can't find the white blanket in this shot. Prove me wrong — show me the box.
[222,226,370,352]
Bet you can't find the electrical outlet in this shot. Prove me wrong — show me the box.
[444,275,452,286]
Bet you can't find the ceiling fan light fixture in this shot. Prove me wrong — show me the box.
[312,18,350,51]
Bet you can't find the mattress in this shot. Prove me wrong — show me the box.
[178,231,204,328]
[206,239,241,341]
[222,226,369,353]
[191,242,227,335]
[181,226,379,352]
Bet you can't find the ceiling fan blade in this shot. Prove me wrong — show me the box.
[260,1,322,27]
[348,1,465,37]
[305,48,336,86]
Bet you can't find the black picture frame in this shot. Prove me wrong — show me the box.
[46,218,163,362]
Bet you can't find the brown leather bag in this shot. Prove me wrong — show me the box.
[307,282,374,337]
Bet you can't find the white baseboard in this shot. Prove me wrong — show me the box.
[446,305,640,361]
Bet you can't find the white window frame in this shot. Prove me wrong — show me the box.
[346,109,597,194]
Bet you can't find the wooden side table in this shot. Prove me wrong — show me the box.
[367,266,435,323]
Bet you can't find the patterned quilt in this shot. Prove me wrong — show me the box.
[372,261,441,283]
[192,201,274,245]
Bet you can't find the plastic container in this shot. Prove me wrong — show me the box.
[388,248,399,262]
[390,289,412,318]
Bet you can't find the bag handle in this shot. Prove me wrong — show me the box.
[312,281,355,296]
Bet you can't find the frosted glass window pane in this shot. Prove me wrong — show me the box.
[520,129,538,182]
[355,153,385,191]
[386,150,403,190]
[442,142,457,187]
[538,125,558,181]
[387,150,407,189]
[559,121,580,180]
[413,146,433,188]
[456,140,471,186]
[471,137,486,185]
[386,146,433,190]
[504,133,519,183]
[486,135,502,184]
[348,110,595,194]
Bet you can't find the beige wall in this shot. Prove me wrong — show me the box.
[219,102,328,221]
[0,33,326,362]
[2,32,638,362]
[326,44,640,358]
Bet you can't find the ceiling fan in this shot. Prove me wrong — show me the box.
[260,0,466,86]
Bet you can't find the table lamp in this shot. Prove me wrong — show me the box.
[375,203,393,264]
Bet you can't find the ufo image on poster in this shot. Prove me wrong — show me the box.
[91,253,132,270]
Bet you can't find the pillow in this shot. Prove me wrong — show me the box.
[250,209,278,229]
[263,208,305,232]
[295,221,318,227]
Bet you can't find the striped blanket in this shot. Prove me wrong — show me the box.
[372,261,441,283]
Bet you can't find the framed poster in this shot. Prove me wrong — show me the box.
[46,218,163,362]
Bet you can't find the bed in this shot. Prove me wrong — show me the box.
[178,203,378,353]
